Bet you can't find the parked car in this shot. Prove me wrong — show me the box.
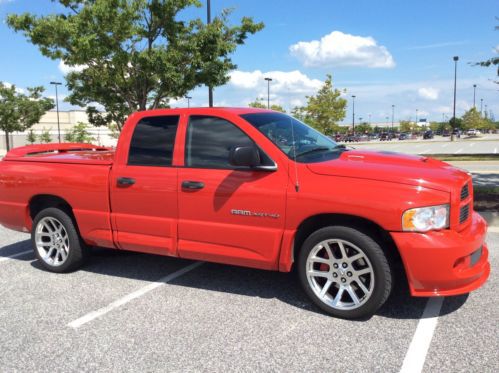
[442,130,450,137]
[467,129,477,136]
[379,132,393,141]
[423,130,434,139]
[0,108,489,319]
[398,133,409,140]
[452,129,461,138]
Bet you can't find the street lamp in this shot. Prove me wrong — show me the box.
[451,56,459,141]
[352,95,356,134]
[484,104,488,118]
[391,104,395,133]
[368,113,371,125]
[416,108,419,124]
[480,98,483,116]
[264,77,272,109]
[185,95,192,108]
[207,0,213,107]
[473,84,477,108]
[50,81,62,143]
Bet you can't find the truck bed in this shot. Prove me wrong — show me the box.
[3,143,115,165]
[0,143,114,248]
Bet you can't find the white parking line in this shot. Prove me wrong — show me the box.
[441,143,449,148]
[454,148,463,154]
[419,149,431,154]
[400,297,444,373]
[68,261,203,329]
[494,148,497,154]
[469,143,475,147]
[0,250,33,263]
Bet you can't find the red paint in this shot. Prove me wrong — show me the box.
[0,107,490,297]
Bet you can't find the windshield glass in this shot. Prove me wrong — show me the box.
[240,112,345,163]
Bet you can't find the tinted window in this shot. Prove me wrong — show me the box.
[128,115,179,167]
[185,116,255,169]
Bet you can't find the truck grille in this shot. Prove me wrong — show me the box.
[459,204,470,224]
[460,184,469,200]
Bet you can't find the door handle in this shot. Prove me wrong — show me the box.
[117,177,136,186]
[181,180,205,190]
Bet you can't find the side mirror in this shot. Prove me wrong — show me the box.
[229,146,261,168]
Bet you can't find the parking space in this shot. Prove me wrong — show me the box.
[0,226,497,372]
[348,135,499,155]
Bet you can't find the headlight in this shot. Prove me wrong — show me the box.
[402,204,449,232]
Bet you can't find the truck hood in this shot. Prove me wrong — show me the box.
[306,149,469,193]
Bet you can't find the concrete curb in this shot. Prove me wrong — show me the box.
[478,211,499,228]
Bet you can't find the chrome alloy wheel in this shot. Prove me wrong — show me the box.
[35,217,70,267]
[306,239,374,310]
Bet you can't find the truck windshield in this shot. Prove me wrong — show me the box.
[240,112,345,163]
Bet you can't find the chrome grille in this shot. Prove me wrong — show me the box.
[459,204,470,224]
[460,184,469,200]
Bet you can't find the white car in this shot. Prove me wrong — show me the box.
[467,129,477,136]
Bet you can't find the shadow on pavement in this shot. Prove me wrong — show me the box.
[1,241,468,321]
[472,173,499,188]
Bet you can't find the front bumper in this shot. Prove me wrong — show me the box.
[391,211,490,297]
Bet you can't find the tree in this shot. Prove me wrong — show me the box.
[64,122,95,143]
[248,98,286,112]
[39,128,52,143]
[8,0,264,131]
[0,82,54,151]
[26,129,37,144]
[474,17,498,84]
[399,120,416,133]
[295,75,347,135]
[355,122,372,134]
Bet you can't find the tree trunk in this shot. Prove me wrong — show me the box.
[4,131,10,152]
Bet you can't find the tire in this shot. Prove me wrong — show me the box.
[31,207,88,273]
[298,226,392,319]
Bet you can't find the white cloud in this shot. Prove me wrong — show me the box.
[229,70,323,94]
[494,45,499,54]
[418,87,439,100]
[289,31,395,68]
[58,60,86,75]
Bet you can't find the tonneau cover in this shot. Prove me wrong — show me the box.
[3,143,115,165]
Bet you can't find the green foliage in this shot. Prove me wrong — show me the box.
[7,0,264,131]
[462,108,495,131]
[0,82,54,150]
[473,17,498,83]
[64,122,95,143]
[248,98,286,112]
[26,129,37,144]
[292,75,347,135]
[248,98,266,109]
[399,120,416,133]
[39,128,52,143]
[290,106,307,122]
[355,122,372,134]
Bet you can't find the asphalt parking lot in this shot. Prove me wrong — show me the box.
[0,223,497,372]
[349,134,499,155]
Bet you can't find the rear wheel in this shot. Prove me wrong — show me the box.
[298,226,392,319]
[32,207,88,273]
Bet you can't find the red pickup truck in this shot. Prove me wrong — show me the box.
[0,108,490,318]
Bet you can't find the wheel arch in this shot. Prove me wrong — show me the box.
[28,194,77,229]
[291,213,408,286]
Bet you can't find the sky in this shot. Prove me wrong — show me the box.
[0,0,498,124]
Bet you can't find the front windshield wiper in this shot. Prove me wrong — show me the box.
[296,144,348,158]
[295,147,331,157]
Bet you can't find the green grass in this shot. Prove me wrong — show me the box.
[430,154,499,161]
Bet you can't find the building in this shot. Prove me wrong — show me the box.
[0,110,117,154]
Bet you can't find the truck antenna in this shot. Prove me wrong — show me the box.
[290,116,300,192]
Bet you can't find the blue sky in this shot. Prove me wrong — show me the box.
[0,0,497,123]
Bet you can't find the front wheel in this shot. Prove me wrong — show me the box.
[298,226,392,319]
[32,207,88,273]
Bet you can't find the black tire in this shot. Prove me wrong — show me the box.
[298,226,392,319]
[31,207,88,273]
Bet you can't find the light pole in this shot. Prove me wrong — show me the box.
[391,104,395,133]
[416,108,419,124]
[264,77,272,109]
[207,0,213,107]
[185,95,192,108]
[480,98,483,116]
[473,84,477,108]
[352,95,356,134]
[50,81,62,143]
[451,56,458,141]
[368,113,371,125]
[484,104,488,118]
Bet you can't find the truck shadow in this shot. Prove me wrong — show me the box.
[2,241,468,321]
